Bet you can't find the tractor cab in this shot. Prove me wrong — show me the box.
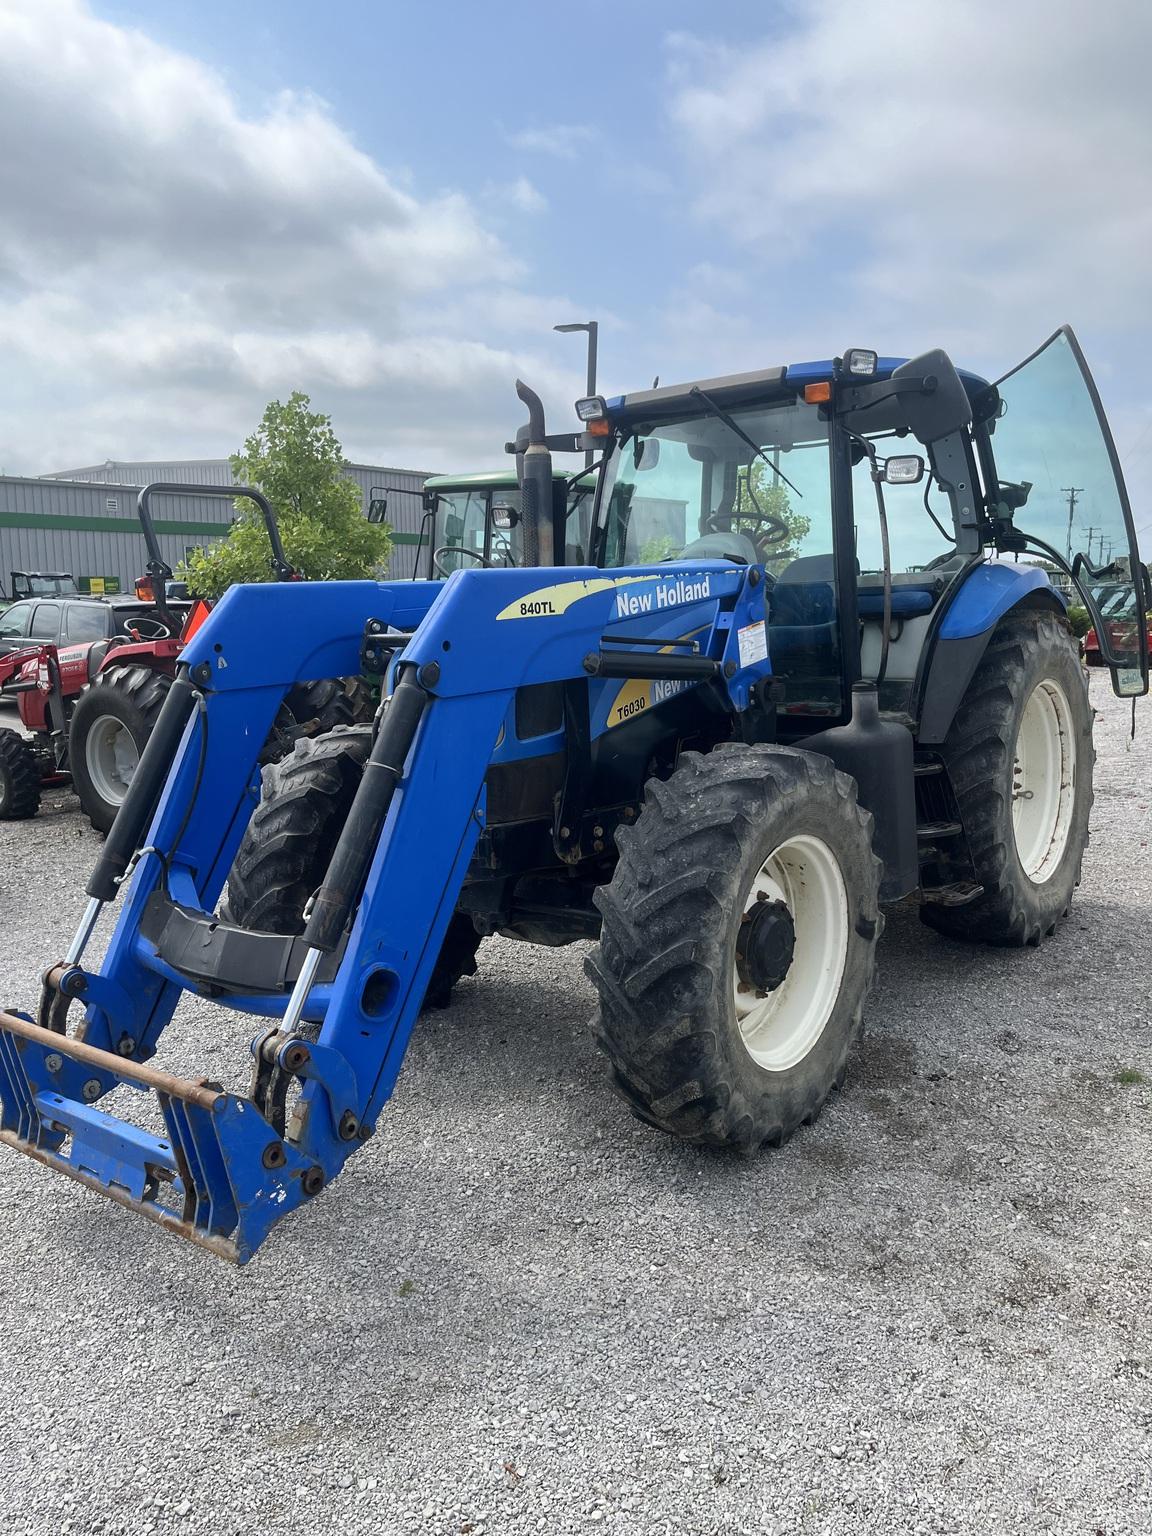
[582,328,1149,722]
[418,469,595,577]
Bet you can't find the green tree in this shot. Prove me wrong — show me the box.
[184,391,392,600]
[735,463,811,573]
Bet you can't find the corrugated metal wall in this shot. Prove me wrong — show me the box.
[40,459,432,578]
[0,478,235,597]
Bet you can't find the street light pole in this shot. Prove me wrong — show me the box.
[555,320,599,468]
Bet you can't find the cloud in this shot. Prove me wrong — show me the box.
[505,123,598,160]
[666,2,1152,365]
[484,176,549,214]
[0,0,582,474]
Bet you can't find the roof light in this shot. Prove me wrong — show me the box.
[843,348,878,377]
[575,395,607,422]
[803,382,832,404]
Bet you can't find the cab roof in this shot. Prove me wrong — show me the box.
[604,357,992,424]
[425,468,569,490]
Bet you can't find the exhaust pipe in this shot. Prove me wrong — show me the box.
[515,380,554,568]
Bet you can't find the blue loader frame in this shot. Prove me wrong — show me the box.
[0,560,768,1263]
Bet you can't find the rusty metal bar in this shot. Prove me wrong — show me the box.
[0,1128,241,1263]
[0,1010,223,1112]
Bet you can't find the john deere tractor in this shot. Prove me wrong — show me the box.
[0,326,1145,1263]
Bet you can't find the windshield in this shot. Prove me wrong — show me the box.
[595,398,833,578]
[595,399,848,716]
[435,482,594,572]
[434,487,492,573]
[989,328,1147,692]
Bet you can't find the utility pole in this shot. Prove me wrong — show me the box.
[1061,487,1083,562]
[1081,524,1099,564]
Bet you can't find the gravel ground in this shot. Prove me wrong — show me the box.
[0,678,1150,1536]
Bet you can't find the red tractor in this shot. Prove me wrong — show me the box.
[0,483,371,829]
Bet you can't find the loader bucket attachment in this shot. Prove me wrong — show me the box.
[0,1007,314,1263]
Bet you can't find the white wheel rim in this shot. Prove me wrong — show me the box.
[1012,678,1076,883]
[733,833,849,1072]
[85,715,139,806]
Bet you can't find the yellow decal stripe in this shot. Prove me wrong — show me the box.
[495,575,649,621]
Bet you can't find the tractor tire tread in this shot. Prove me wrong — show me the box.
[0,727,42,820]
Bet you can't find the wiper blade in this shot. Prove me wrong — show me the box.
[565,458,604,490]
[689,385,803,498]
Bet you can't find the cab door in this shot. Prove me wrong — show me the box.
[987,326,1149,696]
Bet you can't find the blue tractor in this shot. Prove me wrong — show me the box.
[0,327,1146,1263]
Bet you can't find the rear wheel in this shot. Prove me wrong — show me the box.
[69,665,172,833]
[285,676,375,736]
[586,744,882,1150]
[0,728,41,820]
[920,610,1093,947]
[225,725,482,1009]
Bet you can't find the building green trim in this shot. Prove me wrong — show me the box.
[0,510,228,536]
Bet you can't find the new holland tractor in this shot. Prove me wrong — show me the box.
[0,327,1146,1264]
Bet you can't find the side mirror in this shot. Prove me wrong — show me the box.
[633,438,660,471]
[882,455,925,485]
[367,497,388,525]
[892,348,973,446]
[492,501,519,530]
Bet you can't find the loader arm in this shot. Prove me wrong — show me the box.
[0,562,768,1263]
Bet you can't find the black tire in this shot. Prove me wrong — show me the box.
[0,728,41,820]
[69,665,173,834]
[285,676,374,736]
[225,724,481,1008]
[586,744,882,1151]
[920,610,1094,947]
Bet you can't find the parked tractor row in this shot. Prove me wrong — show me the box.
[0,327,1147,1267]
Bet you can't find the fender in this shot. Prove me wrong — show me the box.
[916,563,1066,744]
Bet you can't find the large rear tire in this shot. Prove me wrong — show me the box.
[920,610,1093,947]
[285,676,374,736]
[586,744,882,1150]
[69,665,172,834]
[225,725,482,1009]
[0,728,41,820]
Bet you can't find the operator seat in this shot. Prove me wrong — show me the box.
[678,531,759,565]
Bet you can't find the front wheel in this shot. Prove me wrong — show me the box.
[586,744,882,1150]
[68,666,173,833]
[920,610,1094,947]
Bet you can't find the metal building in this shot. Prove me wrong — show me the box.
[0,457,432,597]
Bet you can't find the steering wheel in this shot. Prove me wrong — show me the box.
[127,615,171,640]
[433,545,492,578]
[704,507,792,558]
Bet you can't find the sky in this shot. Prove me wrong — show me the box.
[0,0,1149,551]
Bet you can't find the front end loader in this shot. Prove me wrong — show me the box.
[0,331,1146,1263]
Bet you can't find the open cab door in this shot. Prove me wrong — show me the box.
[986,326,1150,697]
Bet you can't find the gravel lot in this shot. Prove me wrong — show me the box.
[0,678,1149,1536]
